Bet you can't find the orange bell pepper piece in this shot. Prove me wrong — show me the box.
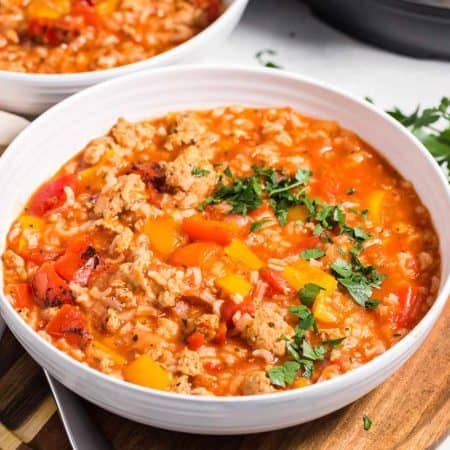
[169,242,223,267]
[182,215,240,245]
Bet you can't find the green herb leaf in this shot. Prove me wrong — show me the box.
[363,414,372,431]
[385,97,450,183]
[365,299,380,309]
[288,305,317,332]
[313,223,323,235]
[322,337,346,348]
[250,219,271,233]
[267,361,300,387]
[255,49,283,69]
[331,259,353,278]
[300,248,326,260]
[191,167,210,177]
[301,340,327,361]
[298,283,325,306]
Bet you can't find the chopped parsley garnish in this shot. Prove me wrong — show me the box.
[267,361,301,387]
[300,248,326,260]
[201,164,385,311]
[191,167,210,177]
[200,166,311,223]
[199,169,263,214]
[347,187,356,195]
[267,305,326,387]
[250,219,271,233]
[321,337,346,348]
[363,414,372,431]
[301,340,327,360]
[313,223,323,236]
[331,256,385,308]
[255,49,283,69]
[298,283,324,306]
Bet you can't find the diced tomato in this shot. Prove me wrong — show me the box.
[45,304,89,347]
[186,331,205,351]
[169,242,223,268]
[203,361,224,374]
[260,267,290,294]
[28,174,79,216]
[396,285,422,328]
[310,175,343,203]
[295,235,322,252]
[195,0,221,21]
[128,162,166,206]
[221,298,255,326]
[11,283,34,309]
[207,0,220,21]
[215,322,227,345]
[181,215,241,245]
[27,18,79,46]
[71,0,101,27]
[54,235,93,283]
[31,262,74,307]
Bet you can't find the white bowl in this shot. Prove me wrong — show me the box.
[0,0,248,116]
[0,66,449,434]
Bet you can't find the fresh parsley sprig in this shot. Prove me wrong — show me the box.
[267,305,325,387]
[368,97,450,182]
[331,255,385,309]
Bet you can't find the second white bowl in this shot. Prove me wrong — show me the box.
[0,0,248,116]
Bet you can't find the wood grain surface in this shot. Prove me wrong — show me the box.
[0,297,448,450]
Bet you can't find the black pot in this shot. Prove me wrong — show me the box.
[304,0,450,60]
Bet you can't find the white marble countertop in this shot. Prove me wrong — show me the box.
[199,0,450,110]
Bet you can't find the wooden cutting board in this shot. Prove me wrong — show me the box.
[0,296,449,450]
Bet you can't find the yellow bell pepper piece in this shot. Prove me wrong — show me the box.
[293,377,311,389]
[216,273,252,297]
[312,295,340,324]
[142,216,179,258]
[18,215,45,252]
[282,260,337,292]
[123,355,171,390]
[224,239,263,270]
[27,0,70,19]
[92,340,127,366]
[95,0,119,15]
[79,166,104,192]
[368,190,385,225]
[19,215,45,231]
[287,205,309,223]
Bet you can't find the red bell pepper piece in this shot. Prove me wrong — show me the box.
[54,235,96,285]
[260,267,290,294]
[396,285,422,328]
[11,283,34,309]
[31,262,74,307]
[45,304,89,347]
[28,174,79,216]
